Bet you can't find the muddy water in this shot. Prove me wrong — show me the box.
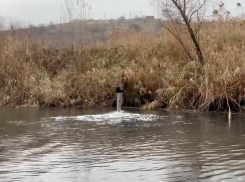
[0,108,245,182]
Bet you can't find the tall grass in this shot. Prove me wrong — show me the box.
[1,22,245,112]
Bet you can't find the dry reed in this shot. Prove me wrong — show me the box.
[1,22,245,112]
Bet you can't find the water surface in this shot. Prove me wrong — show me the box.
[0,107,245,182]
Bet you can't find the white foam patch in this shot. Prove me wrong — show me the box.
[53,111,164,123]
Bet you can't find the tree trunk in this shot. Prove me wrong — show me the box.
[172,0,204,65]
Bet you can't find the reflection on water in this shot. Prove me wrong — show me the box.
[0,108,245,182]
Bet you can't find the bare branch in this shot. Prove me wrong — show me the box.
[156,0,206,66]
[159,19,194,60]
[188,0,206,23]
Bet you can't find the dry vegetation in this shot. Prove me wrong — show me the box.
[1,21,245,112]
[4,19,161,47]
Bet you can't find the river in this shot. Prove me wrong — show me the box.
[0,107,245,182]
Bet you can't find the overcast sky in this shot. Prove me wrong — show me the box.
[0,0,239,27]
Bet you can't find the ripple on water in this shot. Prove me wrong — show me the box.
[1,109,245,182]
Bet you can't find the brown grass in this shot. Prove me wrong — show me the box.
[1,22,245,112]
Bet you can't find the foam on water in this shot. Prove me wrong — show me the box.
[53,111,163,123]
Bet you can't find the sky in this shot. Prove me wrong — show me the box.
[0,0,239,27]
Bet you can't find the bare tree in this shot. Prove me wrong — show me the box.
[153,0,209,66]
[61,0,76,46]
[61,0,91,46]
[48,21,56,30]
[0,16,5,31]
[9,24,15,36]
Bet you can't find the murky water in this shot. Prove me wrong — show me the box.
[1,107,245,182]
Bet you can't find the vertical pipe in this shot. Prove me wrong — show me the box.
[117,93,122,112]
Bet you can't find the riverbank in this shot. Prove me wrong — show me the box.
[1,22,245,112]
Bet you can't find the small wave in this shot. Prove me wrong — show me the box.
[7,120,27,126]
